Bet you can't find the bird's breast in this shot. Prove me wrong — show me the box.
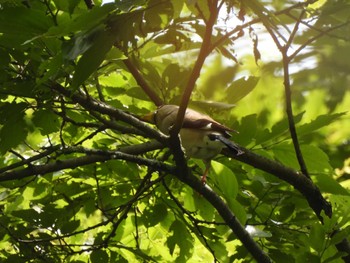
[179,128,223,160]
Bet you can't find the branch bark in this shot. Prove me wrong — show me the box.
[222,147,332,220]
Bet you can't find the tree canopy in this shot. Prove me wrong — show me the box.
[0,0,350,262]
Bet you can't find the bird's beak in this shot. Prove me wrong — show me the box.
[141,111,155,124]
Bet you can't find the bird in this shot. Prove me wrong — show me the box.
[142,104,243,183]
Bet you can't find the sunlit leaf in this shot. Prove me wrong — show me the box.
[298,112,346,135]
[226,76,259,104]
[313,173,350,196]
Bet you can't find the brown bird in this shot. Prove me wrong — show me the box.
[143,105,243,183]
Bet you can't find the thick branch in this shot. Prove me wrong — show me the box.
[222,147,331,219]
[0,146,173,182]
[179,172,271,262]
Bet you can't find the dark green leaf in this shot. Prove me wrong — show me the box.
[47,3,116,37]
[90,250,109,263]
[0,103,27,153]
[0,7,52,47]
[272,143,333,173]
[32,110,60,135]
[71,30,116,89]
[142,203,168,227]
[143,0,173,32]
[60,220,81,234]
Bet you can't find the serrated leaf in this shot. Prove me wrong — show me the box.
[235,114,258,146]
[226,76,259,104]
[313,173,350,196]
[126,87,149,101]
[256,112,304,145]
[272,143,333,173]
[166,220,193,259]
[298,112,346,135]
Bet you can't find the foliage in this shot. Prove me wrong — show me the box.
[0,0,349,262]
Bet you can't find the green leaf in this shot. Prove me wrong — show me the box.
[298,112,347,135]
[166,220,193,260]
[142,203,168,227]
[46,3,116,37]
[190,101,236,112]
[0,7,52,47]
[90,250,109,263]
[275,204,295,222]
[126,86,149,101]
[272,143,333,173]
[53,0,80,14]
[255,112,304,145]
[0,102,28,153]
[245,225,272,238]
[226,76,259,104]
[32,110,60,135]
[143,0,173,33]
[330,225,350,246]
[235,114,258,146]
[313,173,350,196]
[71,30,116,89]
[309,223,325,251]
[211,161,238,200]
[211,161,246,223]
[60,220,81,234]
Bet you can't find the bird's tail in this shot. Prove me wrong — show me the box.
[208,134,244,155]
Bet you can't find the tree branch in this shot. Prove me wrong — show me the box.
[0,147,174,182]
[223,147,331,220]
[123,58,163,106]
[173,0,220,134]
[49,83,167,143]
[179,171,271,262]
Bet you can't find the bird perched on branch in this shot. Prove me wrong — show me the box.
[143,105,243,183]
